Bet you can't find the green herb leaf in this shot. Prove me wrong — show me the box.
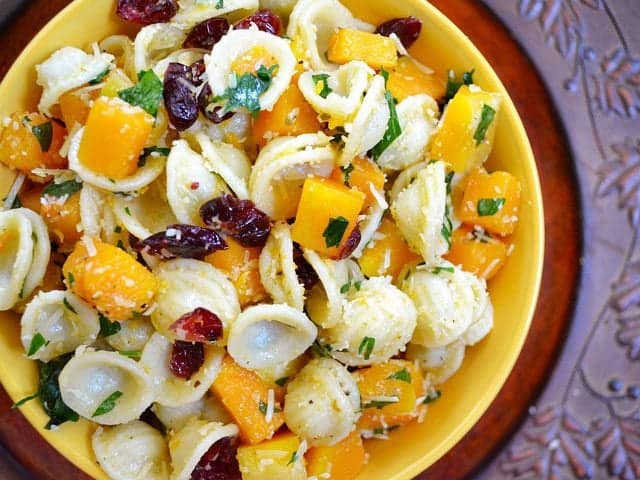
[38,354,80,429]
[124,206,132,216]
[340,164,354,186]
[445,171,455,195]
[216,0,224,8]
[387,368,412,383]
[114,226,122,234]
[441,205,453,249]
[371,90,402,161]
[62,297,77,314]
[32,122,53,153]
[92,391,123,417]
[116,239,126,251]
[12,392,39,409]
[258,400,267,415]
[445,69,474,101]
[6,195,22,209]
[275,377,289,387]
[42,180,82,199]
[423,390,442,404]
[67,272,75,288]
[477,197,506,216]
[473,104,496,146]
[27,333,49,356]
[340,281,351,294]
[358,336,375,360]
[119,350,141,360]
[138,146,171,167]
[323,216,349,248]
[312,73,332,99]
[353,280,362,291]
[89,68,110,85]
[215,64,278,118]
[312,340,332,358]
[287,450,299,466]
[118,70,163,117]
[99,313,122,337]
[432,266,454,274]
[373,425,400,435]
[362,399,396,410]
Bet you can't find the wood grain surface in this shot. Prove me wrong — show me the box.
[0,1,582,479]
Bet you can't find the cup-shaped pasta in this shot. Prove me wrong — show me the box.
[13,208,51,300]
[391,161,448,266]
[59,349,155,425]
[105,317,155,352]
[152,393,233,432]
[153,49,204,80]
[284,357,360,446]
[303,249,350,329]
[133,23,186,74]
[388,161,428,204]
[406,339,466,386]
[36,46,114,115]
[173,0,259,27]
[400,265,477,348]
[249,133,336,220]
[151,259,240,344]
[352,198,386,259]
[68,127,165,193]
[319,277,417,366]
[340,75,389,166]
[461,277,494,346]
[140,333,225,407]
[227,304,317,370]
[168,418,239,480]
[195,133,252,200]
[376,94,439,172]
[166,140,227,225]
[298,61,373,124]
[206,29,296,114]
[99,35,136,82]
[21,290,100,362]
[112,174,178,240]
[79,184,121,244]
[287,0,373,71]
[259,222,305,311]
[92,420,171,480]
[0,210,35,310]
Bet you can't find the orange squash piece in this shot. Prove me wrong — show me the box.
[211,355,285,445]
[357,217,421,281]
[62,237,158,321]
[291,177,365,258]
[236,431,306,479]
[78,97,154,180]
[205,237,267,307]
[17,181,44,213]
[305,431,365,480]
[231,46,279,76]
[327,28,398,70]
[59,87,101,128]
[444,226,508,280]
[387,57,446,102]
[457,168,521,236]
[330,157,386,210]
[40,189,82,246]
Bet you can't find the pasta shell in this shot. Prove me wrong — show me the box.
[0,209,35,310]
[105,317,155,352]
[80,184,121,244]
[99,35,136,82]
[406,339,466,386]
[152,394,233,432]
[173,0,259,27]
[196,133,252,200]
[134,23,186,74]
[15,208,51,300]
[303,249,349,329]
[461,275,494,346]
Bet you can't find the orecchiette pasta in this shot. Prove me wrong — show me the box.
[105,317,155,353]
[173,0,259,27]
[461,277,494,346]
[152,393,233,432]
[133,23,186,74]
[303,249,350,329]
[405,339,466,386]
[99,35,136,82]
[79,183,121,244]
[284,358,360,446]
[92,420,171,480]
[14,208,50,300]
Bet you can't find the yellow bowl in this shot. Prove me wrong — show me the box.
[0,1,544,478]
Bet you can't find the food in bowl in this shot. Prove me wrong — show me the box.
[0,0,527,478]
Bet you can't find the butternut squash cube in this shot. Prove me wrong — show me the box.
[211,355,285,445]
[305,431,365,480]
[100,69,134,98]
[444,226,508,280]
[236,431,306,480]
[357,218,421,281]
[457,168,521,236]
[429,85,501,174]
[387,56,446,102]
[17,181,44,213]
[330,157,386,210]
[41,189,82,246]
[291,177,365,258]
[231,46,279,76]
[78,96,154,180]
[327,28,398,70]
[59,87,101,129]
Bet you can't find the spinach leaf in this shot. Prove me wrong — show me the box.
[214,65,278,118]
[322,216,349,248]
[38,353,80,429]
[32,122,53,153]
[42,180,82,199]
[118,70,163,117]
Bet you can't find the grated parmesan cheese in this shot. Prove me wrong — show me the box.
[265,388,275,422]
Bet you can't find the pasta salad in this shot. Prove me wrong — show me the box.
[0,0,522,478]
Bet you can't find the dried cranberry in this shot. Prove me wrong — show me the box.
[191,437,242,480]
[116,0,177,25]
[335,225,361,260]
[200,195,272,247]
[198,84,234,123]
[164,63,199,131]
[133,224,227,259]
[170,307,223,343]
[375,16,422,49]
[293,243,319,290]
[183,17,231,50]
[190,60,206,85]
[170,341,205,379]
[234,10,282,36]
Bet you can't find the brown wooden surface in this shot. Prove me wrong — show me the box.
[0,1,581,479]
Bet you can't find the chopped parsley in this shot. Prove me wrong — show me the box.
[138,146,171,167]
[99,313,122,337]
[12,392,40,409]
[42,180,82,199]
[358,336,375,360]
[362,399,396,410]
[27,333,49,357]
[312,340,333,358]
[312,73,332,98]
[114,226,122,234]
[322,216,349,248]
[473,104,496,146]
[258,399,281,415]
[67,272,75,288]
[275,377,289,387]
[32,122,53,152]
[371,69,402,161]
[215,0,224,8]
[287,450,299,466]
[340,164,355,186]
[445,69,474,101]
[116,239,126,251]
[340,280,362,294]
[387,368,412,383]
[38,354,79,429]
[214,64,278,118]
[432,266,454,274]
[92,391,123,417]
[373,425,400,435]
[124,206,132,216]
[423,390,442,404]
[62,297,77,314]
[118,69,163,117]
[477,197,506,216]
[445,171,455,195]
[88,68,110,85]
[119,350,141,360]
[441,205,453,249]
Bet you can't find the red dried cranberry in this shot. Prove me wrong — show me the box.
[293,243,319,290]
[200,194,272,247]
[234,10,282,36]
[190,437,242,480]
[116,0,177,25]
[164,63,199,131]
[190,60,206,85]
[170,341,205,379]
[335,225,361,260]
[375,16,422,49]
[198,84,235,123]
[183,17,231,50]
[133,224,227,259]
[170,307,223,343]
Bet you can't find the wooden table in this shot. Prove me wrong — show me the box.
[0,1,581,478]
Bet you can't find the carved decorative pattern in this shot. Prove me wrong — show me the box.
[593,50,640,119]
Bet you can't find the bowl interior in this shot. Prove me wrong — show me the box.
[0,1,544,479]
